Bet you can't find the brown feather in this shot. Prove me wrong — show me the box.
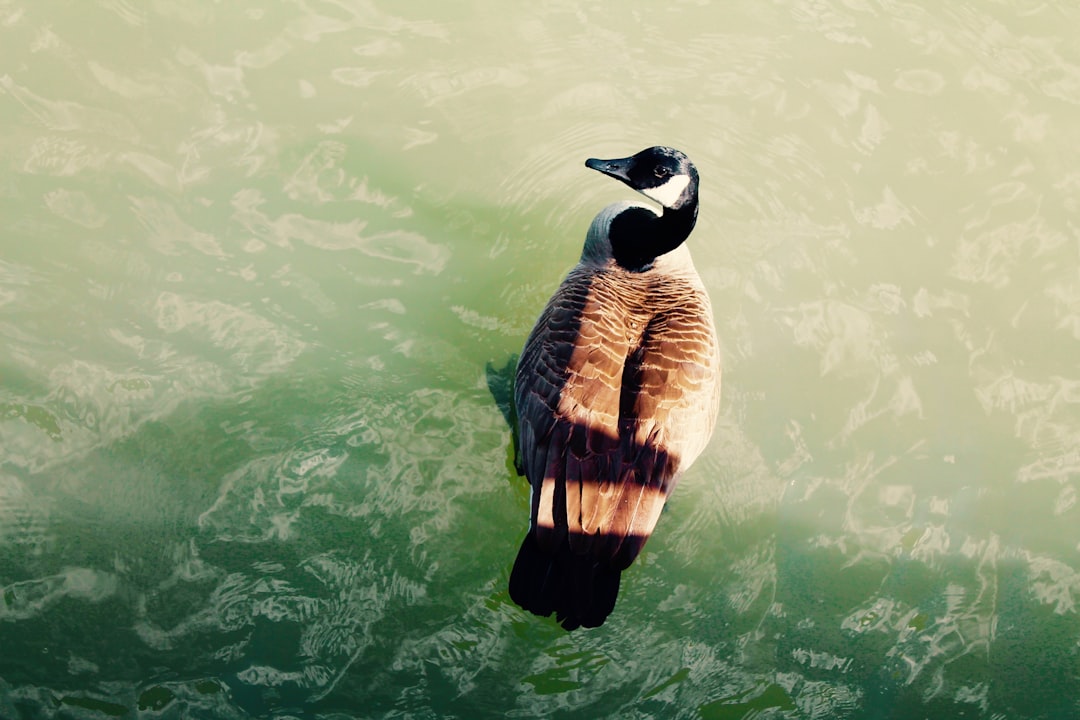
[515,262,720,563]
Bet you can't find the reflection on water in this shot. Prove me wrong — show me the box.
[2,0,1080,717]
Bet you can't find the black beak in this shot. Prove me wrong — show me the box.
[585,156,634,185]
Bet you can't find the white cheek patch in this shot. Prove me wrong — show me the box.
[641,174,691,208]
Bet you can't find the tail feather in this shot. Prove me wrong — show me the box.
[509,531,621,630]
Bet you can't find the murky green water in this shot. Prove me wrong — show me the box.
[2,1,1080,718]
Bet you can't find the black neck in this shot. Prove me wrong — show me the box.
[609,199,698,272]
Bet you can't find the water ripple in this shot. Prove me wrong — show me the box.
[3,0,1080,717]
[230,188,447,273]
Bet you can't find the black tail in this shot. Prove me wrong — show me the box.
[508,532,622,630]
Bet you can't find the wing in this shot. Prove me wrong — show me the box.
[599,288,722,568]
[515,267,626,552]
[515,268,721,569]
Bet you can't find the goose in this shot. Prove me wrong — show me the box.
[509,146,722,629]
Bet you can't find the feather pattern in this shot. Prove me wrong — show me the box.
[515,256,720,555]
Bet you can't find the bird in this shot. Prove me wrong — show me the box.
[508,146,722,630]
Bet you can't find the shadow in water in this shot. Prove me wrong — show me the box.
[484,354,520,474]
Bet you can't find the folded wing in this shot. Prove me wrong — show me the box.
[514,269,720,570]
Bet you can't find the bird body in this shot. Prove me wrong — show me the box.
[509,147,721,630]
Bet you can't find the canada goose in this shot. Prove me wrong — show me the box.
[509,146,722,629]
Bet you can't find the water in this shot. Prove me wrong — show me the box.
[2,1,1080,717]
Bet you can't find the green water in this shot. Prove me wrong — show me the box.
[2,1,1080,718]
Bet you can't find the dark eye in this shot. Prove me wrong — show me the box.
[654,166,672,178]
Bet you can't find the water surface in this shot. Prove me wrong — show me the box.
[2,1,1080,718]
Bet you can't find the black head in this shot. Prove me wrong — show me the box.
[585,146,698,210]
